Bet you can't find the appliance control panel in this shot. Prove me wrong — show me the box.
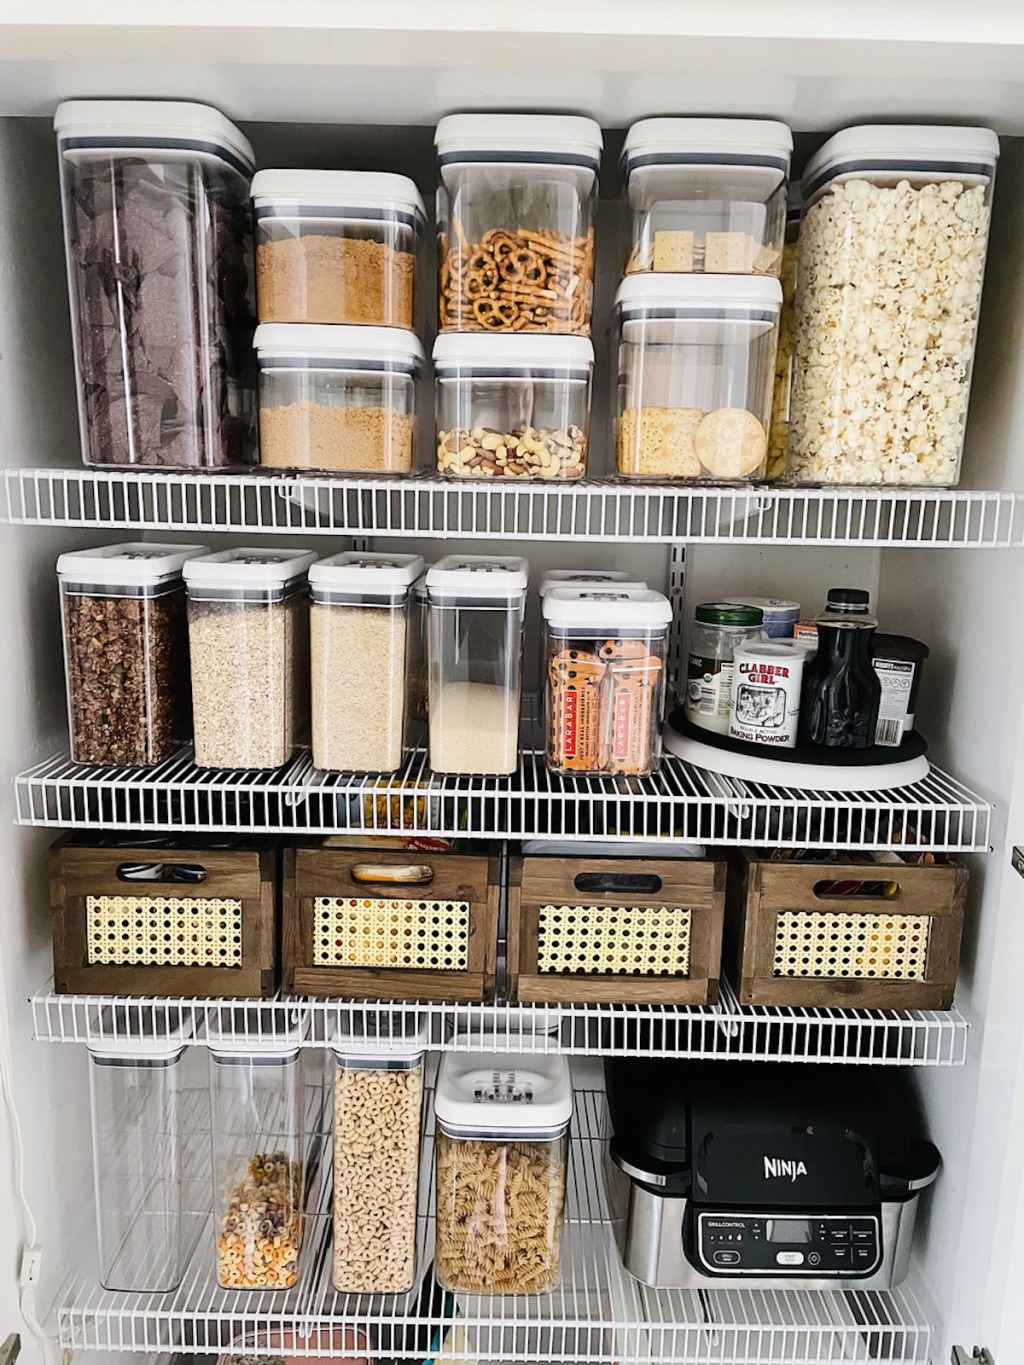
[696,1212,882,1276]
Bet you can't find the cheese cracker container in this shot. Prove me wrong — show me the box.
[729,639,805,748]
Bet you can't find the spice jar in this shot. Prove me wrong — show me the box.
[435,113,601,335]
[255,324,423,474]
[184,548,317,770]
[58,542,209,766]
[55,100,256,470]
[789,125,998,486]
[434,333,593,479]
[309,551,424,773]
[252,169,425,328]
[614,274,782,481]
[684,602,764,735]
[331,1014,427,1293]
[543,586,672,777]
[427,556,528,776]
[622,117,792,277]
[434,1047,572,1294]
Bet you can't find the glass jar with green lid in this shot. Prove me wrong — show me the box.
[685,602,764,735]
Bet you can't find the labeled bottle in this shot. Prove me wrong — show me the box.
[798,588,881,749]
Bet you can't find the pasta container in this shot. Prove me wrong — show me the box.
[252,169,425,328]
[55,100,256,470]
[623,117,792,277]
[435,113,601,335]
[614,273,782,482]
[789,125,998,486]
[434,1047,572,1294]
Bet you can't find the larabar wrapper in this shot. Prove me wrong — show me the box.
[604,650,663,776]
[548,648,607,771]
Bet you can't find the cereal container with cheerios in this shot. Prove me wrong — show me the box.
[614,273,781,482]
[434,1046,572,1294]
[789,125,998,487]
[435,113,601,336]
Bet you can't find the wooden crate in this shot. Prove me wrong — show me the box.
[725,849,969,1009]
[283,842,500,1001]
[507,856,726,1005]
[51,835,279,997]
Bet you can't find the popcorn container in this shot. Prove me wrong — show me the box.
[434,333,593,479]
[614,274,782,482]
[789,125,998,487]
[435,113,601,335]
[622,117,792,277]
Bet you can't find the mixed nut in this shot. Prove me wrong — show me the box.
[437,425,587,479]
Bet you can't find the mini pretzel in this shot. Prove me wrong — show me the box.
[472,296,520,329]
[501,247,544,283]
[468,250,499,288]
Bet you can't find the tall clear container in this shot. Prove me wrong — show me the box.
[309,551,424,772]
[407,571,431,724]
[54,100,257,469]
[435,114,601,335]
[427,556,529,775]
[184,548,317,770]
[789,125,998,486]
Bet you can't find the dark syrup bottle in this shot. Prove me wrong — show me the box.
[799,587,882,749]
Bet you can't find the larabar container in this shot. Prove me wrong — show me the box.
[729,639,806,748]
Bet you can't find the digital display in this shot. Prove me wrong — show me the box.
[768,1218,812,1243]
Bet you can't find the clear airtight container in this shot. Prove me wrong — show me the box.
[623,118,792,277]
[184,548,317,770]
[252,170,425,328]
[407,571,431,724]
[427,556,529,776]
[331,1015,428,1293]
[435,113,601,335]
[789,125,999,486]
[55,100,256,470]
[543,587,673,777]
[434,334,593,479]
[434,1048,572,1294]
[256,324,423,474]
[767,185,801,478]
[58,543,209,767]
[614,274,782,482]
[309,551,424,773]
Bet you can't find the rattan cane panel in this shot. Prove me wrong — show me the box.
[86,895,244,967]
[773,910,932,981]
[313,897,470,970]
[537,904,693,976]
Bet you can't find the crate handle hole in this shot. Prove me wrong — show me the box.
[812,878,901,900]
[574,872,663,895]
[116,861,208,884]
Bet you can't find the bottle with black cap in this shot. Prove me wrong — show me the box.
[799,587,882,749]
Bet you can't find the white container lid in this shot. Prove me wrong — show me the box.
[54,99,254,175]
[87,1006,194,1062]
[207,1006,306,1059]
[433,333,593,373]
[435,113,602,169]
[183,547,317,590]
[251,169,426,222]
[614,272,783,317]
[57,542,210,586]
[543,585,673,629]
[539,569,643,598]
[623,117,792,171]
[803,124,999,197]
[255,323,425,370]
[309,551,425,593]
[725,596,801,617]
[330,1012,430,1065]
[427,555,529,599]
[435,1049,572,1137]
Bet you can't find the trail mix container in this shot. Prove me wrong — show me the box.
[309,551,424,772]
[331,1015,428,1293]
[684,602,765,735]
[58,543,209,766]
[252,169,425,328]
[434,333,593,479]
[435,114,601,335]
[614,274,782,481]
[256,324,423,473]
[184,548,317,770]
[434,1047,572,1294]
[543,587,672,777]
[789,125,998,486]
[622,118,792,277]
[55,101,256,469]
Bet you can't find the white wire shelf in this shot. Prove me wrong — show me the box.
[55,1090,934,1362]
[30,982,970,1067]
[3,466,1022,546]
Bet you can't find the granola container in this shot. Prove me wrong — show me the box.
[435,113,601,335]
[255,324,423,474]
[252,169,425,327]
[614,273,782,482]
[434,1047,572,1294]
[789,125,998,486]
[58,543,209,766]
[434,333,593,479]
[623,118,792,277]
[55,100,256,469]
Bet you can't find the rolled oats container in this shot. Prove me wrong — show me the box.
[614,273,782,482]
[789,125,999,487]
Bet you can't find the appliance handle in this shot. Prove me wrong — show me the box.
[610,1144,668,1188]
